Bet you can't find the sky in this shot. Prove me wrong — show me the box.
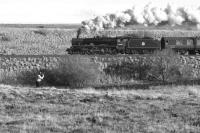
[0,0,199,24]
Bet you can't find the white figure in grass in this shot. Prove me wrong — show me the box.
[36,71,44,87]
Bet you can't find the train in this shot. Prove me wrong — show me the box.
[66,36,200,55]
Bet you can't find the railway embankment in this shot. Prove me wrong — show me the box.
[0,54,200,77]
[0,55,61,72]
[92,55,200,79]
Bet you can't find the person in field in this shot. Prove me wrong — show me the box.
[36,71,44,87]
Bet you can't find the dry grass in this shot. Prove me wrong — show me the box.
[0,27,76,55]
[0,84,200,132]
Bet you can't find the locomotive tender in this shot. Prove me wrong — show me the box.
[66,36,200,55]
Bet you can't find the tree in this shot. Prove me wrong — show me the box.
[149,49,181,82]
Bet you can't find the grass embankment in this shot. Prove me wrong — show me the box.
[0,84,200,132]
[0,49,199,88]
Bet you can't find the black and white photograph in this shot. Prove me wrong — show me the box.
[1,0,200,132]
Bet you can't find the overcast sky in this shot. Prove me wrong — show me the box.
[0,0,199,24]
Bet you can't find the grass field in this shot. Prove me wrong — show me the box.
[0,84,200,132]
[0,27,78,55]
[1,24,200,133]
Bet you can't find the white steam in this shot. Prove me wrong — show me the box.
[81,2,200,31]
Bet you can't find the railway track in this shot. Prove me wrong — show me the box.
[0,53,200,59]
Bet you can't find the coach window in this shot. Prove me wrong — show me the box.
[123,39,128,42]
[187,39,193,46]
[176,40,182,45]
[196,39,200,45]
[165,40,169,45]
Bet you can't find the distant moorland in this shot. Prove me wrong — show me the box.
[0,23,81,29]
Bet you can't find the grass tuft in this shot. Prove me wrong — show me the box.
[0,33,11,41]
[33,30,47,36]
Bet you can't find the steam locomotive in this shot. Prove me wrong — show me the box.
[66,36,200,55]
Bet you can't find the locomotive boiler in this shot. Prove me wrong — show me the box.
[66,36,200,55]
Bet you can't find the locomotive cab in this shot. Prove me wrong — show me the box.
[126,38,161,54]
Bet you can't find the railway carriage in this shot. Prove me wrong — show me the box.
[161,37,200,55]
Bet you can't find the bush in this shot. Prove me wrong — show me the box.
[16,69,39,85]
[14,56,100,88]
[103,50,183,83]
[43,57,100,88]
[103,49,195,83]
[104,57,151,80]
[148,49,182,82]
[0,56,100,88]
[148,49,196,83]
[37,25,45,28]
[33,30,47,36]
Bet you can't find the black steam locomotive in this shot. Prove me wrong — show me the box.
[66,36,200,55]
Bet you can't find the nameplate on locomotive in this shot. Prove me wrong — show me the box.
[142,42,145,46]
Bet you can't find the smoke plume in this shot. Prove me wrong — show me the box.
[81,2,200,31]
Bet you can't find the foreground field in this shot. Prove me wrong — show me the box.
[0,84,200,132]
